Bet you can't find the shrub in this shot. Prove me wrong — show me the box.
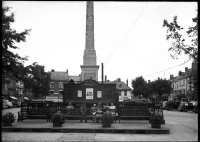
[149,111,162,124]
[2,112,16,125]
[51,111,65,124]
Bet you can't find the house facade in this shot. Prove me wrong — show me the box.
[169,62,197,101]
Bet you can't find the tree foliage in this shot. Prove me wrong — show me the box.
[22,62,50,99]
[2,7,31,82]
[131,76,149,98]
[163,13,198,62]
[151,78,172,99]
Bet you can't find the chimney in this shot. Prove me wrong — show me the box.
[170,74,174,80]
[126,79,128,86]
[148,80,151,83]
[105,75,107,82]
[192,62,197,71]
[51,69,55,72]
[178,71,182,76]
[66,69,68,73]
[185,67,188,72]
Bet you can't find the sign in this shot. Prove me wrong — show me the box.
[46,96,63,102]
[78,90,82,97]
[97,91,102,98]
[86,88,93,99]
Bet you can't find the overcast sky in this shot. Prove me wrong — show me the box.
[3,1,197,85]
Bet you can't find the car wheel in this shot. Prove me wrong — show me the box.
[184,108,188,112]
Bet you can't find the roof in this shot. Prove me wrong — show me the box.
[102,81,132,91]
[68,76,81,82]
[50,72,68,81]
[170,68,192,82]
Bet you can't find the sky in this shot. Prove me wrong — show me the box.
[3,1,197,86]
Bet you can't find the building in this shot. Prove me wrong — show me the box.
[105,81,132,101]
[169,62,197,101]
[48,2,132,103]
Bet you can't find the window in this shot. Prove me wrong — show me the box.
[50,91,54,95]
[59,82,63,89]
[59,91,63,97]
[124,91,127,96]
[50,82,54,88]
[183,80,185,86]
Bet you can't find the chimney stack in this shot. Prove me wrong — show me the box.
[66,69,68,73]
[105,75,107,82]
[178,71,182,76]
[126,79,128,86]
[192,62,197,71]
[185,67,188,72]
[170,74,174,80]
[51,69,55,72]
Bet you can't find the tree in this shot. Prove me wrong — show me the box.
[22,62,50,99]
[131,76,148,98]
[151,78,172,100]
[2,7,31,82]
[114,78,121,82]
[163,13,198,62]
[163,12,198,101]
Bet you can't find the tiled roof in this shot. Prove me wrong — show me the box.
[50,72,68,81]
[68,76,81,82]
[170,68,192,82]
[103,81,132,91]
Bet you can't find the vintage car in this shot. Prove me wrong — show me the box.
[178,102,193,112]
[165,100,180,110]
[2,99,13,108]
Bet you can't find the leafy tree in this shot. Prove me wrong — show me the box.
[163,13,198,62]
[22,62,50,99]
[2,7,31,82]
[151,78,172,100]
[114,78,121,82]
[131,76,148,98]
[163,13,198,101]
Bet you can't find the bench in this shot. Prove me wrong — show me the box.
[118,105,150,123]
[50,108,83,122]
[18,108,50,122]
[84,108,117,123]
[83,108,96,123]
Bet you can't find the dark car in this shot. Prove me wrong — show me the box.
[9,96,21,107]
[165,101,180,110]
[192,104,198,113]
[178,102,193,112]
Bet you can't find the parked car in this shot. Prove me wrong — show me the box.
[9,96,21,107]
[192,103,198,113]
[189,101,197,106]
[178,102,193,112]
[2,99,13,108]
[2,100,8,109]
[165,100,180,110]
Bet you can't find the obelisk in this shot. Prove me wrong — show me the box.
[81,1,99,81]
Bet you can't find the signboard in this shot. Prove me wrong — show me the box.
[86,88,93,99]
[97,91,102,98]
[46,96,63,102]
[78,90,82,97]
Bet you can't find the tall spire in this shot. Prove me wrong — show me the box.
[83,1,96,66]
[81,1,99,81]
[86,1,94,50]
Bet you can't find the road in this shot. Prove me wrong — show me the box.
[2,108,198,141]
